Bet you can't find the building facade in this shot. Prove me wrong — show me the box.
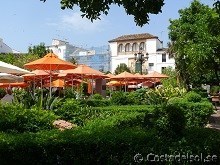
[70,45,111,72]
[109,33,175,74]
[48,39,111,72]
[48,39,80,61]
[0,38,14,53]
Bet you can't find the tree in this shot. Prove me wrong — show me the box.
[28,43,50,58]
[161,67,178,87]
[168,0,220,88]
[114,63,130,75]
[40,0,220,26]
[40,0,164,26]
[68,57,77,65]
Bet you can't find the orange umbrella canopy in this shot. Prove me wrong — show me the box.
[0,82,29,88]
[22,70,58,81]
[24,52,76,70]
[44,79,65,88]
[62,64,108,79]
[144,71,169,78]
[111,71,137,80]
[105,73,114,79]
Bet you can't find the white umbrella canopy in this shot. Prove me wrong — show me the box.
[0,73,24,83]
[0,61,30,75]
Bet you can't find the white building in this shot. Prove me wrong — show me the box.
[108,33,175,74]
[0,38,13,53]
[48,39,78,60]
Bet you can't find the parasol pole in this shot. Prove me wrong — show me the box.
[49,65,52,98]
[91,75,94,95]
[33,75,35,94]
[72,75,73,92]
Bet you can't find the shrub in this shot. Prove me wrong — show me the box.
[79,99,111,107]
[0,103,57,133]
[210,85,220,95]
[0,125,220,164]
[191,88,208,98]
[53,98,80,121]
[110,91,130,105]
[183,91,202,103]
[64,87,77,99]
[168,97,213,128]
[145,104,186,137]
[91,93,103,100]
[145,86,186,105]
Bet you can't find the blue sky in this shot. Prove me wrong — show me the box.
[0,0,213,52]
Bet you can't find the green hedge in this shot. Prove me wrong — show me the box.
[0,127,219,164]
[167,98,213,128]
[0,103,57,133]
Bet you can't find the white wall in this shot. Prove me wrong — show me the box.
[109,42,118,57]
[147,53,175,73]
[0,38,13,53]
[146,39,157,53]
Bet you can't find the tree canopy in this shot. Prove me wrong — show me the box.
[28,43,50,58]
[40,0,164,26]
[114,63,131,75]
[40,0,220,26]
[168,0,220,88]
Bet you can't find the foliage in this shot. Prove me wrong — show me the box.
[114,63,131,75]
[0,88,6,99]
[13,89,59,110]
[191,88,208,98]
[28,42,50,58]
[0,103,57,133]
[210,85,220,95]
[150,104,186,137]
[68,57,77,64]
[183,91,202,103]
[169,0,220,87]
[40,0,164,26]
[161,66,178,87]
[145,86,187,105]
[168,97,213,128]
[53,98,80,121]
[0,53,39,68]
[64,87,77,99]
[90,93,103,100]
[79,99,111,107]
[110,91,130,105]
[1,124,220,164]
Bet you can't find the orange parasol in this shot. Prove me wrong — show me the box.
[106,80,122,86]
[62,64,108,94]
[44,79,65,88]
[0,82,29,88]
[105,73,115,80]
[24,52,76,97]
[111,71,137,80]
[24,52,75,70]
[111,71,137,92]
[62,64,108,78]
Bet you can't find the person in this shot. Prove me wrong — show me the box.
[1,88,14,103]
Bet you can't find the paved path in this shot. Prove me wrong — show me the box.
[206,106,220,130]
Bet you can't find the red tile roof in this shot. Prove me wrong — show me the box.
[109,33,158,42]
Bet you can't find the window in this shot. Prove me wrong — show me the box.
[132,43,138,51]
[149,63,154,67]
[162,53,166,62]
[161,67,166,73]
[118,44,123,52]
[125,43,131,52]
[139,42,145,51]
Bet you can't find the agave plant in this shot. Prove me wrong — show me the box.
[13,89,59,110]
